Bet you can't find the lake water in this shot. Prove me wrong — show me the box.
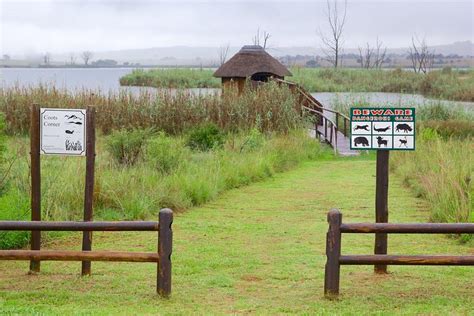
[1,67,472,109]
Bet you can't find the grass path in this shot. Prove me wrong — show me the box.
[1,159,473,314]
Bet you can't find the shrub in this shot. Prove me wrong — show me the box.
[105,128,153,165]
[442,66,452,74]
[146,133,189,173]
[186,123,225,151]
[239,128,265,153]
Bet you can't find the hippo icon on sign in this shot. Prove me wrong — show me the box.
[354,136,369,147]
[396,123,413,133]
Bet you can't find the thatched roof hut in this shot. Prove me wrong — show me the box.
[214,45,292,92]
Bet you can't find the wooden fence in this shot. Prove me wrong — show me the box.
[324,209,474,298]
[0,208,173,297]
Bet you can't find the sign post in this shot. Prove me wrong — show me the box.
[82,106,96,276]
[350,107,415,274]
[30,106,95,275]
[374,150,389,273]
[29,104,41,273]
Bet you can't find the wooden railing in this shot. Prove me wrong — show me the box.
[324,209,474,298]
[302,105,338,153]
[273,78,350,143]
[0,208,173,297]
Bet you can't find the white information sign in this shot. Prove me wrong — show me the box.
[40,108,86,156]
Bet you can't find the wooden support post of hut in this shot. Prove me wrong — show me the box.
[213,45,292,94]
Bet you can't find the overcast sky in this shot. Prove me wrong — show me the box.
[1,0,473,56]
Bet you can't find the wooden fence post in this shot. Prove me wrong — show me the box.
[324,209,342,298]
[30,104,41,273]
[374,150,389,274]
[82,106,96,276]
[158,208,173,298]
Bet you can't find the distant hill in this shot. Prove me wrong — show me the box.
[91,41,474,65]
[4,41,472,67]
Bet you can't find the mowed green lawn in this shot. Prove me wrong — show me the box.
[0,159,472,314]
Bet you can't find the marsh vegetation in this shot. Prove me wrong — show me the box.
[120,67,474,102]
[0,84,328,249]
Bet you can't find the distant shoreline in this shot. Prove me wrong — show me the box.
[0,65,213,69]
[1,65,471,70]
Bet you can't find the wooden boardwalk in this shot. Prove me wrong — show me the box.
[273,78,359,157]
[316,125,358,156]
[308,126,358,156]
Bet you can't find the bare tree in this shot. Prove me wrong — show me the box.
[82,51,93,66]
[373,37,387,69]
[408,36,434,74]
[218,43,230,66]
[358,43,373,69]
[69,53,76,65]
[319,0,347,68]
[252,28,271,49]
[358,37,387,69]
[43,52,51,65]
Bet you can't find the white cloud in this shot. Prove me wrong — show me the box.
[1,0,472,56]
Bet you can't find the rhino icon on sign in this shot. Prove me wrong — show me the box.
[396,123,412,133]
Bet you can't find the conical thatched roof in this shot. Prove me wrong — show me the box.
[214,45,292,78]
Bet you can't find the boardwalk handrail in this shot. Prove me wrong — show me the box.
[273,78,350,144]
[0,208,173,297]
[324,209,474,298]
[302,105,338,153]
[273,78,350,120]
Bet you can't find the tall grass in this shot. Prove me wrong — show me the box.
[1,131,328,234]
[0,82,303,135]
[119,68,220,88]
[290,68,474,102]
[391,135,473,228]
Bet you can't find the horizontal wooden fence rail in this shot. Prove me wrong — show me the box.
[324,209,474,298]
[340,223,474,234]
[0,221,160,231]
[0,208,173,297]
[0,250,160,262]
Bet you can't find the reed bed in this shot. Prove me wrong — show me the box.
[290,68,474,102]
[120,68,220,88]
[0,82,303,135]
[119,67,474,102]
